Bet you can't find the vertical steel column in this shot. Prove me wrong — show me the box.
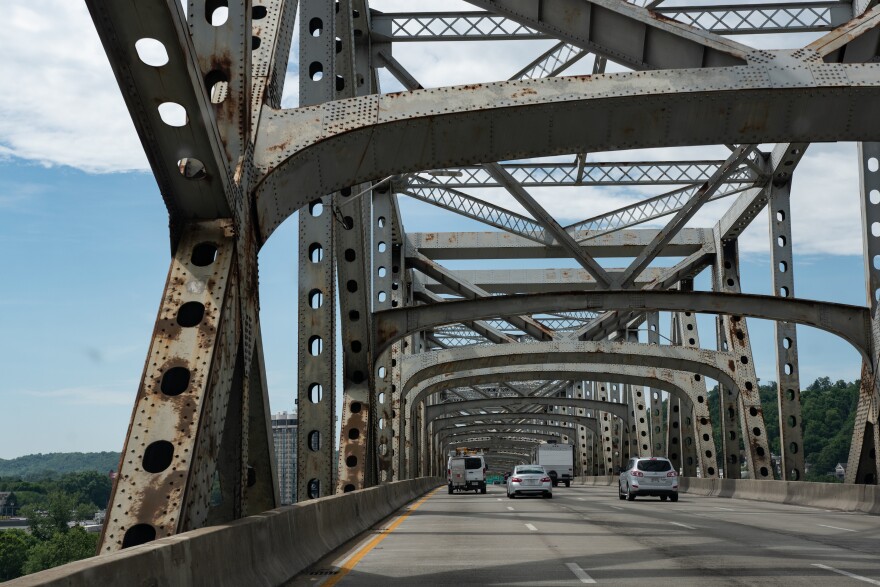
[335,0,381,493]
[646,312,666,457]
[372,191,399,482]
[669,313,698,475]
[575,381,589,477]
[598,383,614,475]
[845,142,880,484]
[666,397,683,473]
[584,381,599,475]
[672,308,720,478]
[769,181,806,481]
[715,238,774,480]
[297,0,336,500]
[715,315,740,479]
[625,331,651,457]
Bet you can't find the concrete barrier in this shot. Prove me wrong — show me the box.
[8,477,444,587]
[575,475,880,513]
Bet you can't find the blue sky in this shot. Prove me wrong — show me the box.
[0,1,870,459]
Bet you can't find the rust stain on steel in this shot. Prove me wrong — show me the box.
[649,11,682,25]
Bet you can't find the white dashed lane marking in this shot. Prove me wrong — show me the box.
[565,562,597,584]
[813,564,880,585]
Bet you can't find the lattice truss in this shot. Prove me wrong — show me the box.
[83,0,880,554]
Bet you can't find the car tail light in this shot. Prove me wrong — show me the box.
[667,471,678,477]
[510,477,522,483]
[540,477,551,483]
[631,471,644,477]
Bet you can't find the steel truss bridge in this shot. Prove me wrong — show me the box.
[77,0,880,558]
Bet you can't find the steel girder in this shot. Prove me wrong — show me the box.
[371,5,851,41]
[407,229,711,260]
[375,290,871,362]
[254,62,880,238]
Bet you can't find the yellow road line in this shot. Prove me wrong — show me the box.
[322,487,443,587]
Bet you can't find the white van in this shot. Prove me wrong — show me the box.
[447,455,487,494]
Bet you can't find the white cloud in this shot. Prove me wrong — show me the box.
[0,3,147,172]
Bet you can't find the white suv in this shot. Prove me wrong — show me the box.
[619,457,679,502]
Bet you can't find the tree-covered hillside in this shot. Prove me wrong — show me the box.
[706,377,859,481]
[0,452,120,479]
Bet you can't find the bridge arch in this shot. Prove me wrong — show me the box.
[253,63,880,240]
[375,290,872,366]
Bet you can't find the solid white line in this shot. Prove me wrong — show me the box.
[609,506,623,510]
[715,506,735,511]
[507,506,515,511]
[525,523,538,531]
[817,524,856,532]
[577,497,586,501]
[565,562,597,584]
[670,521,697,530]
[813,564,880,585]
[497,498,502,501]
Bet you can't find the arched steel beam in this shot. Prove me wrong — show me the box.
[428,396,628,422]
[405,364,715,480]
[446,439,544,451]
[253,62,880,241]
[375,290,871,365]
[439,425,573,443]
[401,342,743,404]
[432,411,599,432]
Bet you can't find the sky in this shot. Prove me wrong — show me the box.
[0,1,871,459]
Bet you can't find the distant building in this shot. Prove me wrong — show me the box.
[835,462,847,480]
[0,492,16,516]
[272,410,298,505]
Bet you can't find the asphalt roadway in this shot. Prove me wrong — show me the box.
[289,484,880,586]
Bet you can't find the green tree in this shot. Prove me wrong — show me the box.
[0,529,37,581]
[56,471,111,509]
[22,527,98,575]
[22,492,77,541]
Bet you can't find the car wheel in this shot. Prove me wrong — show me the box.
[481,486,487,495]
[660,495,668,501]
[544,492,552,499]
[670,493,679,502]
[565,481,570,488]
[448,485,453,495]
[626,485,636,501]
[508,491,515,499]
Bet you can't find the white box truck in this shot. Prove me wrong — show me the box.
[532,443,573,487]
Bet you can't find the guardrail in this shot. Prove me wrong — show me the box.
[8,477,444,587]
[575,476,880,513]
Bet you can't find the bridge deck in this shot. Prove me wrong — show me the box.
[292,485,880,586]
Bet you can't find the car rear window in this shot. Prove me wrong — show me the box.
[517,467,544,475]
[465,457,483,470]
[637,460,672,472]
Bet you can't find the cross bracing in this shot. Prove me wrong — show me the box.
[77,0,880,556]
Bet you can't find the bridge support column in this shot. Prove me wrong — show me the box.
[667,396,683,473]
[646,312,665,458]
[768,179,806,480]
[715,238,774,480]
[671,307,720,478]
[297,0,339,500]
[99,222,277,553]
[846,142,880,484]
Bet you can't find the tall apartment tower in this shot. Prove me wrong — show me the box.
[271,410,298,505]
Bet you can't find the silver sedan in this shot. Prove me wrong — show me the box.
[506,465,552,499]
